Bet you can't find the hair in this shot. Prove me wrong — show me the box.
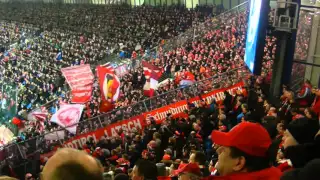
[305,107,318,119]
[153,132,161,139]
[193,151,207,165]
[229,147,272,172]
[179,173,201,180]
[114,173,129,180]
[135,160,158,180]
[49,160,103,180]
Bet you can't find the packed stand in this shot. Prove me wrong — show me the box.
[2,77,320,180]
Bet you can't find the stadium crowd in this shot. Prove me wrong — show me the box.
[0,1,275,151]
[2,75,320,180]
[0,2,320,180]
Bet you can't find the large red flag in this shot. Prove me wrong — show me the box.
[97,65,120,113]
[142,61,163,97]
[61,65,94,104]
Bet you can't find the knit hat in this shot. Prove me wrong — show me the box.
[287,118,319,145]
[281,159,320,180]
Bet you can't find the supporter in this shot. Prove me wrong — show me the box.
[205,122,282,179]
[278,118,320,171]
[132,159,158,180]
[281,159,320,180]
[188,151,210,176]
[41,148,104,180]
[173,163,202,180]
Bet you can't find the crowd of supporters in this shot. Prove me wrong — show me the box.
[2,75,320,180]
[0,2,320,180]
[0,1,275,153]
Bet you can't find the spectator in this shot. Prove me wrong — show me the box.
[173,163,202,180]
[206,122,282,179]
[41,148,104,180]
[132,159,158,180]
[189,151,210,177]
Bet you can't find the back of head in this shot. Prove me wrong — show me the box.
[114,173,129,180]
[41,148,103,180]
[193,151,206,166]
[0,176,18,180]
[134,160,158,180]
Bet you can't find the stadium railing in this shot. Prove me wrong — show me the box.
[0,66,248,164]
[0,2,249,160]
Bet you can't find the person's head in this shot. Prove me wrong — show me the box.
[282,118,319,149]
[132,160,158,180]
[188,152,206,166]
[241,104,248,113]
[211,122,272,176]
[173,163,202,180]
[41,148,103,180]
[114,173,129,180]
[304,108,317,120]
[153,132,161,140]
[277,123,285,134]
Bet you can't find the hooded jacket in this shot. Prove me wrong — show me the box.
[202,167,282,180]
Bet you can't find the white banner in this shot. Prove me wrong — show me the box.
[50,104,84,134]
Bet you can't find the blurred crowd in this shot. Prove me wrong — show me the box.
[2,76,320,180]
[0,1,319,180]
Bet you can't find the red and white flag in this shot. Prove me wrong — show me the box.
[179,71,195,87]
[61,65,94,104]
[142,61,163,97]
[32,112,47,122]
[50,104,84,134]
[44,130,65,141]
[32,112,48,132]
[97,65,120,112]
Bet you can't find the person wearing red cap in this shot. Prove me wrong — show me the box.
[204,122,282,180]
[173,163,202,180]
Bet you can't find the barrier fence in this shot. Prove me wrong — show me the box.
[0,66,248,167]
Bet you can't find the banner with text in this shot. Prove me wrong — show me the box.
[58,82,244,149]
[61,65,94,103]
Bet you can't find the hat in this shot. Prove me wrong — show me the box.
[211,122,271,157]
[173,163,201,176]
[281,159,320,180]
[163,154,171,160]
[287,118,319,145]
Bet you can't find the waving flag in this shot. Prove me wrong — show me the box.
[97,65,120,112]
[178,71,195,87]
[56,51,63,61]
[50,104,84,134]
[142,61,163,97]
[61,65,94,103]
[32,112,48,132]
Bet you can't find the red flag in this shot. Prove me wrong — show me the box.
[61,65,94,104]
[142,61,162,97]
[97,65,120,112]
[32,112,47,122]
[12,117,23,129]
[99,99,115,113]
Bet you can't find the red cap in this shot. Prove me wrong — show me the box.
[173,163,201,176]
[211,122,271,157]
[163,154,171,160]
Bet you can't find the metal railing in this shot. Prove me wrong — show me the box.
[0,66,248,164]
[0,1,250,156]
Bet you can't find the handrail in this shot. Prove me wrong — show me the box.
[0,66,247,149]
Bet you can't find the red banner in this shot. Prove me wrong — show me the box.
[61,65,94,104]
[62,115,145,149]
[41,82,245,158]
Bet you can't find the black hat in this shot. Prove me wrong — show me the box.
[281,159,320,180]
[287,118,319,145]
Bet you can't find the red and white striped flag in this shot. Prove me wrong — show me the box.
[32,112,48,132]
[100,62,114,73]
[142,61,163,97]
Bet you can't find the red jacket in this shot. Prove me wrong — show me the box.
[202,167,282,180]
[312,96,320,115]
